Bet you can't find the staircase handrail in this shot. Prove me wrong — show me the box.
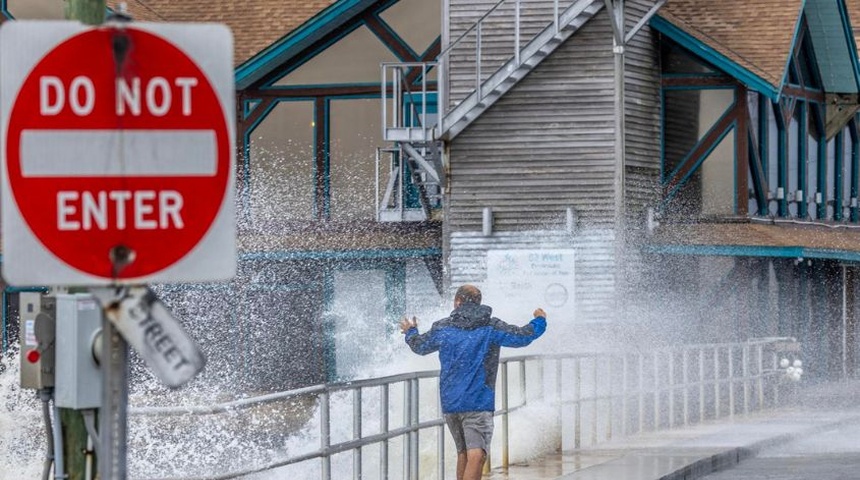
[437,0,510,60]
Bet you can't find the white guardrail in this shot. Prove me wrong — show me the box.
[129,338,800,480]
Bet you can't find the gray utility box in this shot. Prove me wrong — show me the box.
[19,292,56,389]
[55,294,102,409]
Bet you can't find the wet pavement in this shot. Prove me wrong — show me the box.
[488,380,860,480]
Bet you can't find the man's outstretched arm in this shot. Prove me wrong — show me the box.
[491,308,547,347]
[400,316,441,355]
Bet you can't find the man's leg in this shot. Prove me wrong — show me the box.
[445,414,469,480]
[463,448,486,480]
[456,452,468,480]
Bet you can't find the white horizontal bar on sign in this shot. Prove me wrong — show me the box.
[20,130,217,177]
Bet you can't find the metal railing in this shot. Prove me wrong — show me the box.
[381,62,437,143]
[129,338,799,480]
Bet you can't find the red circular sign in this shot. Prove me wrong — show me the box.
[6,27,230,280]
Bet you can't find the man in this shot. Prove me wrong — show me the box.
[400,284,546,480]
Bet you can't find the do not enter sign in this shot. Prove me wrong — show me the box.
[1,21,236,285]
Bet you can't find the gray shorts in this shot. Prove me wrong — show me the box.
[444,411,494,453]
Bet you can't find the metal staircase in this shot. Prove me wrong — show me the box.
[378,0,604,221]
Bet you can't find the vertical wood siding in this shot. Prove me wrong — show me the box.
[449,230,616,321]
[445,6,620,322]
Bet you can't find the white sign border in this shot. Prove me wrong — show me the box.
[1,20,236,286]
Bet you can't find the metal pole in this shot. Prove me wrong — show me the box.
[621,355,628,436]
[606,358,613,441]
[699,347,705,423]
[591,359,598,445]
[729,347,735,418]
[757,345,765,409]
[574,358,581,448]
[637,353,644,433]
[653,352,659,430]
[99,319,128,480]
[556,359,563,450]
[410,379,420,480]
[591,357,600,445]
[742,346,749,414]
[682,349,689,426]
[714,347,720,418]
[438,423,445,480]
[501,362,509,467]
[403,381,411,480]
[321,391,331,480]
[381,384,389,479]
[668,351,674,428]
[353,389,362,480]
[382,66,388,137]
[611,0,627,324]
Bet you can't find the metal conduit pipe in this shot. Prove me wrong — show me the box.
[40,389,54,480]
[51,397,65,480]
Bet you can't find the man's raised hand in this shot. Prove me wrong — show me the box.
[533,308,546,319]
[399,316,418,334]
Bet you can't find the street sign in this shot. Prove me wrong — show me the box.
[92,286,205,389]
[1,21,236,285]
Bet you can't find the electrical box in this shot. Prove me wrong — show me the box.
[54,294,103,409]
[19,292,56,389]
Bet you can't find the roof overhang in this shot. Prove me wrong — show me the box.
[234,0,377,90]
[803,0,860,95]
[644,220,860,263]
[651,14,781,102]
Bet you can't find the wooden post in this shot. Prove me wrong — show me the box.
[61,4,105,480]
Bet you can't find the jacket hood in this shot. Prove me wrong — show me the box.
[447,302,493,330]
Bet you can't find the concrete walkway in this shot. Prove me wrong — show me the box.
[487,381,860,480]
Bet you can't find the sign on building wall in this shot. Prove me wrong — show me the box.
[1,21,236,286]
[482,249,575,323]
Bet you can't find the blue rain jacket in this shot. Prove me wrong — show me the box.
[404,302,546,413]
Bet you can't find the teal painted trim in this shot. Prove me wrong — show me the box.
[242,99,281,219]
[836,0,860,92]
[661,85,736,92]
[666,97,737,181]
[2,291,6,354]
[848,115,860,223]
[323,99,331,219]
[733,89,739,214]
[759,93,769,215]
[384,261,406,333]
[261,82,384,91]
[778,7,805,95]
[798,101,808,218]
[835,131,845,221]
[243,99,262,120]
[262,20,366,88]
[240,248,441,261]
[818,131,827,219]
[652,15,780,101]
[643,243,860,262]
[235,0,375,89]
[775,101,788,217]
[322,271,337,381]
[661,72,728,79]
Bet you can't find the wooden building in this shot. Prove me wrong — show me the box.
[4,0,860,384]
